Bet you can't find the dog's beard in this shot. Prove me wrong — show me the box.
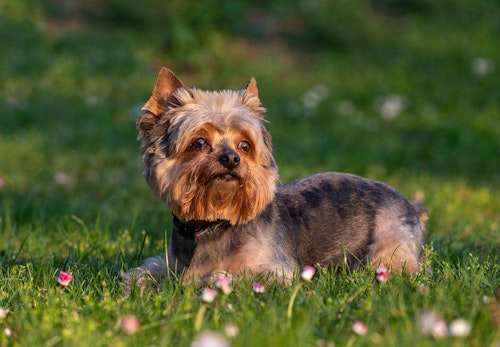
[149,157,277,225]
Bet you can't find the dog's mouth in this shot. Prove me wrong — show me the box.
[214,173,239,182]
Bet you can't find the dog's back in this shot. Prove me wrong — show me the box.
[256,172,427,273]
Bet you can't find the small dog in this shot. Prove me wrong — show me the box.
[124,67,427,288]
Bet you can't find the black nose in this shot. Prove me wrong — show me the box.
[218,149,240,169]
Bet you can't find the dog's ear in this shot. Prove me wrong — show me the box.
[244,77,259,99]
[243,77,266,118]
[142,67,185,116]
[138,68,185,136]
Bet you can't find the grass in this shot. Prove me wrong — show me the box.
[1,0,499,346]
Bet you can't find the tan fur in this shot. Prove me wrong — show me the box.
[124,68,428,291]
[182,228,295,281]
[137,68,278,225]
[368,205,425,273]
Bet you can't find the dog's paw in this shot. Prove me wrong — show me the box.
[202,270,233,284]
[121,256,168,297]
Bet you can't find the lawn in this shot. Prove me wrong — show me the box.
[1,1,499,346]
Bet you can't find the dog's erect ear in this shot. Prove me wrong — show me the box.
[244,77,259,99]
[142,67,185,116]
[138,68,185,137]
[242,77,266,118]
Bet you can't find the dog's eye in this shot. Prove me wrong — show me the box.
[238,141,251,153]
[191,137,208,150]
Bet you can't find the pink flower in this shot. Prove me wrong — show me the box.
[3,327,12,337]
[253,282,265,294]
[300,265,316,282]
[352,321,368,335]
[200,288,218,304]
[120,315,140,335]
[224,323,239,337]
[57,271,73,287]
[214,276,232,295]
[375,264,391,282]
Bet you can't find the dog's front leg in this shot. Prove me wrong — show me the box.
[121,246,178,296]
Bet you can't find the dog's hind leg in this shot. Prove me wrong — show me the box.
[368,206,425,274]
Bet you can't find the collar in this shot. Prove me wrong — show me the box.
[173,215,231,240]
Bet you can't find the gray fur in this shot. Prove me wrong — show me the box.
[167,172,426,281]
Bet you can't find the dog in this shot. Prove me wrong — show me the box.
[123,67,428,289]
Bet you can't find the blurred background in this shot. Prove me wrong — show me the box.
[1,0,499,259]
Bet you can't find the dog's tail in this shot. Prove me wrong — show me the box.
[412,202,428,232]
[411,190,428,231]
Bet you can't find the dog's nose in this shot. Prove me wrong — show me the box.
[218,149,240,169]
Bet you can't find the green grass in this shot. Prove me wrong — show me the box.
[1,0,499,346]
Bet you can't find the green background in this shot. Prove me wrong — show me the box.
[1,1,499,346]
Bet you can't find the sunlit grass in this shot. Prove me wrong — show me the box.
[1,0,499,345]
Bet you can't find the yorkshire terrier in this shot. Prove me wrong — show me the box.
[123,67,428,289]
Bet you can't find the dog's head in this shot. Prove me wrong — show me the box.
[137,68,278,225]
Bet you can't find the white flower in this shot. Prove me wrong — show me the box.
[0,308,8,319]
[54,172,70,185]
[200,288,218,304]
[224,323,239,337]
[192,331,229,347]
[302,84,329,110]
[431,320,448,339]
[373,94,408,120]
[337,100,355,116]
[472,57,495,77]
[449,319,471,337]
[300,265,316,282]
[86,96,98,105]
[417,310,448,339]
